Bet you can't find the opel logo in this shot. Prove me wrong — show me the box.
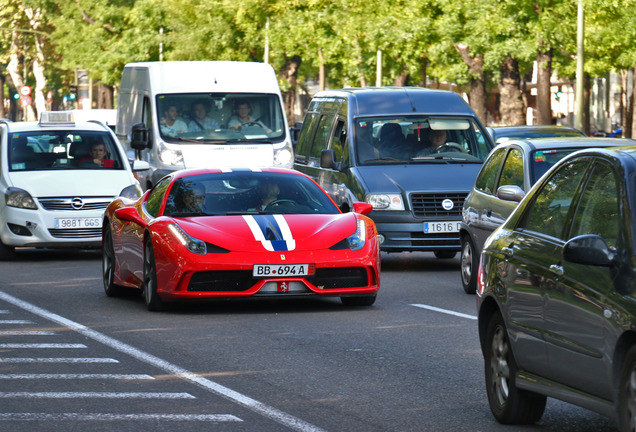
[71,197,85,210]
[442,199,454,211]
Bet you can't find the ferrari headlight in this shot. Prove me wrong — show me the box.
[118,183,143,200]
[5,187,37,209]
[347,219,366,251]
[168,223,207,255]
[158,141,184,167]
[366,193,404,210]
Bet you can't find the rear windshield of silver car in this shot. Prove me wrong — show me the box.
[8,131,125,171]
[355,116,491,165]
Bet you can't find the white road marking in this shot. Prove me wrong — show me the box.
[0,357,118,363]
[0,290,326,432]
[0,374,154,380]
[0,331,55,335]
[410,303,477,320]
[0,310,8,314]
[0,413,242,422]
[0,320,32,324]
[0,343,86,348]
[0,392,195,399]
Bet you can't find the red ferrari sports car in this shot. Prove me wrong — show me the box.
[102,168,380,311]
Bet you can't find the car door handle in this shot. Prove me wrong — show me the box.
[501,246,514,256]
[549,264,564,276]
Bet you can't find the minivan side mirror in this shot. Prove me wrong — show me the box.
[496,185,525,203]
[563,234,613,267]
[130,123,149,150]
[320,149,337,169]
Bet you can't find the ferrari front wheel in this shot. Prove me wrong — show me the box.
[143,238,164,312]
[102,224,125,297]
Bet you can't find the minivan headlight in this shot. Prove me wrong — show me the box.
[366,194,404,210]
[5,187,37,209]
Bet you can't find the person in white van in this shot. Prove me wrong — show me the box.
[160,104,187,137]
[228,100,272,133]
[188,100,220,132]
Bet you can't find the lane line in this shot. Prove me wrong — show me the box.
[0,320,32,324]
[0,413,242,422]
[0,392,195,399]
[0,374,154,380]
[0,331,55,335]
[0,290,326,432]
[410,304,477,320]
[0,358,118,363]
[0,343,86,348]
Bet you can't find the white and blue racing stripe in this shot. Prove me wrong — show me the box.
[243,215,296,251]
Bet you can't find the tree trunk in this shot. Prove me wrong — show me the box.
[621,70,628,133]
[279,55,301,125]
[0,74,5,118]
[498,56,525,125]
[421,56,427,88]
[629,67,636,138]
[318,49,325,91]
[97,84,114,109]
[393,64,409,86]
[536,49,553,125]
[7,48,36,121]
[454,43,487,123]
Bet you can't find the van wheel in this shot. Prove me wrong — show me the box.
[485,312,546,424]
[0,239,15,261]
[434,250,456,259]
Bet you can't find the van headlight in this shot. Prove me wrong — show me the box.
[158,141,184,167]
[347,219,366,251]
[119,183,143,199]
[366,194,404,210]
[273,142,293,167]
[5,187,37,209]
[168,223,207,255]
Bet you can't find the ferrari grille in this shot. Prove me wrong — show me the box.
[187,267,369,292]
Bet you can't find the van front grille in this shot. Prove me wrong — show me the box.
[410,193,467,218]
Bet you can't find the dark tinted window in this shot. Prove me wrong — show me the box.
[530,148,580,184]
[296,112,320,159]
[145,177,172,217]
[519,160,589,239]
[475,148,506,194]
[499,148,524,188]
[310,115,335,159]
[569,161,620,248]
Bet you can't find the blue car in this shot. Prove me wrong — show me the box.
[293,87,494,256]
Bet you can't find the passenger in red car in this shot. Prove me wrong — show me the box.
[256,182,280,211]
[175,182,206,214]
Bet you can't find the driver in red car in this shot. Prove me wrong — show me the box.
[255,181,280,211]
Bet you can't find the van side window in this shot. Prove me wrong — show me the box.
[143,97,153,143]
[296,112,320,161]
[330,118,348,168]
[310,115,335,160]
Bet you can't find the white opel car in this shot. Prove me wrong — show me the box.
[0,111,148,259]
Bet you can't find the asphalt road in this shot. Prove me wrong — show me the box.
[0,248,619,432]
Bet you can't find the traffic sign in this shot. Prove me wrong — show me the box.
[20,85,31,96]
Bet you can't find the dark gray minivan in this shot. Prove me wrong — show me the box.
[294,87,494,256]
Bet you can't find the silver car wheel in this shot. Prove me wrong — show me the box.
[461,240,473,286]
[490,324,510,406]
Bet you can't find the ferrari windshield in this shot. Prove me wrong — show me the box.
[164,172,340,217]
[8,131,125,171]
[156,93,286,143]
[355,116,491,164]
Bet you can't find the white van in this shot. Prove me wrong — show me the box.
[117,61,294,189]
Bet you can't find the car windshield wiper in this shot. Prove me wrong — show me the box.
[363,157,404,163]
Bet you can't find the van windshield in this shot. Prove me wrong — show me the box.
[355,116,492,165]
[156,93,286,142]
